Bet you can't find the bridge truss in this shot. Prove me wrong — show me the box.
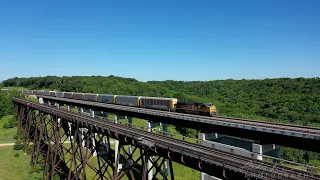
[13,98,320,180]
[15,101,173,180]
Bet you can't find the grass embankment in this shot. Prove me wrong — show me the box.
[0,115,16,143]
[0,114,41,180]
[0,146,42,180]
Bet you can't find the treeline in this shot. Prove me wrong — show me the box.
[148,78,320,124]
[2,76,319,125]
[0,90,22,118]
[1,76,320,166]
[0,91,22,128]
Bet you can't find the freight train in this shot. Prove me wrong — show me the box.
[21,90,218,116]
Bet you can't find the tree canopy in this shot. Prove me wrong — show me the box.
[1,76,319,125]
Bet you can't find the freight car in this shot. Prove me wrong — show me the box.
[73,92,84,100]
[37,90,44,95]
[97,94,116,103]
[63,92,73,99]
[32,90,38,95]
[56,91,64,98]
[174,102,217,116]
[44,91,50,96]
[83,93,98,101]
[116,95,140,106]
[140,97,177,111]
[49,91,56,96]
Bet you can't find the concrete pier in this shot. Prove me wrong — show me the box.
[162,123,169,178]
[146,122,153,180]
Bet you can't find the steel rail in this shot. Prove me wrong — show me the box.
[37,95,320,139]
[13,98,320,180]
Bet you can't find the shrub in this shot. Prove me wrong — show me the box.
[2,122,9,129]
[13,140,24,150]
[2,121,13,129]
[14,153,20,157]
[26,145,33,154]
[53,174,60,180]
[28,167,42,174]
[2,116,16,129]
[13,132,22,140]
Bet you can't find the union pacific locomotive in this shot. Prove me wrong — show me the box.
[21,90,218,117]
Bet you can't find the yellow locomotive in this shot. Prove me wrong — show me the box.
[174,102,217,116]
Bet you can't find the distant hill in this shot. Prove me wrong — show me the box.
[1,76,319,124]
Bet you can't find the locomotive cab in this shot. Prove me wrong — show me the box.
[175,101,217,116]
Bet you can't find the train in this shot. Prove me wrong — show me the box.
[0,89,12,93]
[21,90,218,116]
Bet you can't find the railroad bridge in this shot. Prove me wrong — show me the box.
[12,97,320,180]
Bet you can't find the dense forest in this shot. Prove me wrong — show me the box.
[2,76,319,125]
[1,76,320,167]
[0,91,21,118]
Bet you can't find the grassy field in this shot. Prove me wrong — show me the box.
[0,115,17,143]
[0,146,42,180]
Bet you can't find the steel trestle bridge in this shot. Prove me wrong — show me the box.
[12,98,320,180]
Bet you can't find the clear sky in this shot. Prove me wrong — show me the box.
[0,0,319,82]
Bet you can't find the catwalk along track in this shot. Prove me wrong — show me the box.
[37,95,320,152]
[13,98,320,180]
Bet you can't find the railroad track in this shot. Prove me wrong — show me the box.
[38,95,320,138]
[13,98,320,180]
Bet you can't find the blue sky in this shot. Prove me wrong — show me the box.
[0,0,319,82]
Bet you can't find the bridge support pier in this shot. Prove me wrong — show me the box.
[55,103,61,125]
[103,111,108,119]
[67,106,74,140]
[199,133,222,180]
[38,97,44,104]
[146,122,154,180]
[274,146,281,163]
[162,123,169,179]
[90,110,97,157]
[252,143,263,160]
[217,135,282,161]
[90,109,95,118]
[128,117,133,166]
[114,115,122,172]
